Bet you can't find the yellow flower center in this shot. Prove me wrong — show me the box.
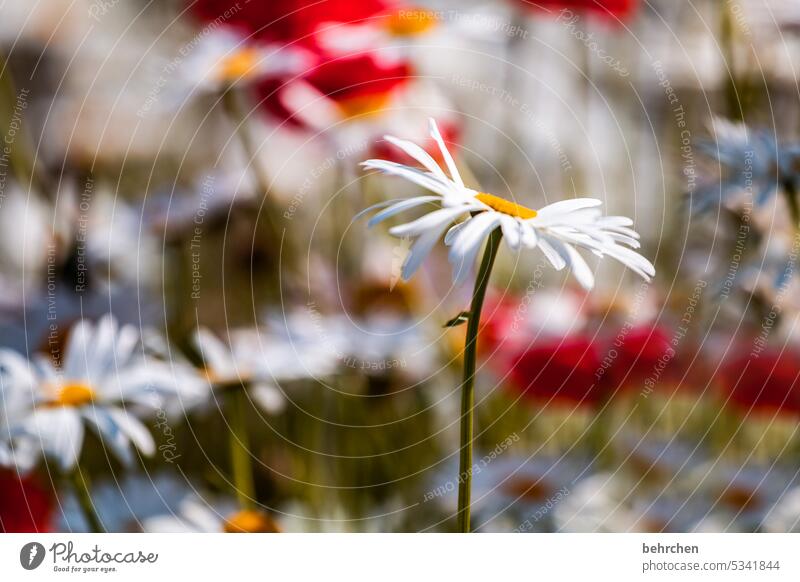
[223,509,280,533]
[475,192,538,219]
[217,47,261,82]
[385,8,437,36]
[336,92,393,119]
[53,382,96,407]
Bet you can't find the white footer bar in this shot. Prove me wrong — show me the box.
[1,533,797,580]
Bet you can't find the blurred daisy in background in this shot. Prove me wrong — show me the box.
[3,316,200,470]
[144,495,280,533]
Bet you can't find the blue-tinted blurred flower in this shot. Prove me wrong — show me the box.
[693,118,800,214]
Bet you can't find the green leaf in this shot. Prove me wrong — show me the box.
[444,311,471,328]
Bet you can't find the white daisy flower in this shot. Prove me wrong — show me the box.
[180,29,311,93]
[194,322,337,414]
[361,119,655,290]
[4,315,196,470]
[143,496,279,533]
[0,351,40,472]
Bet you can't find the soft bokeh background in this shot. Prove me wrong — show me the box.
[2,0,800,532]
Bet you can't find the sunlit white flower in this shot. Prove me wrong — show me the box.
[180,29,311,93]
[554,471,704,533]
[2,315,197,470]
[361,119,655,290]
[0,352,40,472]
[194,321,337,413]
[58,472,193,533]
[144,496,279,533]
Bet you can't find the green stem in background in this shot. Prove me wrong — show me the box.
[221,89,272,197]
[720,3,743,121]
[220,88,282,234]
[69,469,104,533]
[0,59,49,198]
[227,387,256,508]
[457,228,502,533]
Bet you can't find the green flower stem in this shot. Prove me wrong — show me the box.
[457,228,502,533]
[69,469,104,533]
[220,89,280,231]
[227,387,256,508]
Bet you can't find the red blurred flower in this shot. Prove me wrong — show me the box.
[371,118,461,165]
[720,350,800,418]
[0,469,53,533]
[190,0,394,47]
[508,335,606,408]
[255,55,412,127]
[190,0,416,126]
[514,0,637,20]
[600,325,675,395]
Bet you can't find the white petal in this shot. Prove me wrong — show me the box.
[367,196,439,227]
[82,406,134,466]
[193,328,235,378]
[429,118,464,187]
[179,498,222,532]
[250,383,287,414]
[564,244,595,290]
[520,222,539,248]
[382,135,448,179]
[389,206,467,238]
[401,214,460,280]
[25,408,84,470]
[535,198,602,219]
[536,237,567,270]
[361,160,455,197]
[600,243,656,280]
[499,215,522,251]
[63,320,94,381]
[448,212,502,284]
[107,407,156,457]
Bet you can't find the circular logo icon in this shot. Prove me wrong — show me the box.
[20,542,46,570]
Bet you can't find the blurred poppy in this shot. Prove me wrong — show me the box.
[720,350,800,418]
[600,325,675,395]
[0,469,53,532]
[190,0,417,127]
[190,0,395,47]
[371,118,461,165]
[508,335,606,408]
[514,0,638,20]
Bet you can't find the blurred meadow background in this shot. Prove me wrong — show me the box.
[3,0,800,533]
